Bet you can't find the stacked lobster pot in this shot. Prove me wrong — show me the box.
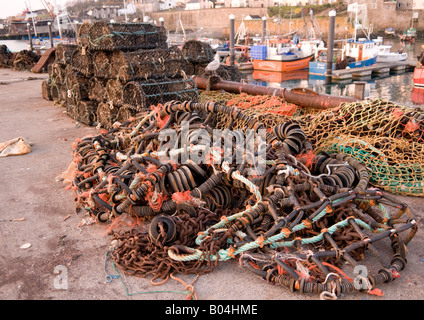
[41,22,199,128]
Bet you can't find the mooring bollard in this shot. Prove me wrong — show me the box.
[27,23,33,52]
[354,81,367,100]
[48,21,53,48]
[159,17,164,28]
[326,10,336,86]
[229,14,235,67]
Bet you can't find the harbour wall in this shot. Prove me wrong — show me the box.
[149,7,423,40]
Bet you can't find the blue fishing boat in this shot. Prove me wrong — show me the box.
[309,38,378,76]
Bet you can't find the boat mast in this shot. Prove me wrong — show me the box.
[299,2,309,39]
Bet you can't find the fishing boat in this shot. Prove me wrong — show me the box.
[413,67,424,87]
[251,38,314,72]
[385,28,396,36]
[400,28,417,43]
[411,86,424,104]
[376,45,408,63]
[252,69,308,83]
[309,38,378,76]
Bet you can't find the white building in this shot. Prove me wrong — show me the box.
[160,0,177,10]
[279,0,337,5]
[413,0,424,10]
[185,0,213,10]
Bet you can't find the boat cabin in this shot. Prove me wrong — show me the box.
[344,38,378,62]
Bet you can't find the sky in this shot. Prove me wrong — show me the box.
[0,0,69,19]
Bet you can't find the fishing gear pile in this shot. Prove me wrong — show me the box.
[41,22,198,128]
[65,98,417,299]
[200,91,424,197]
[0,45,40,70]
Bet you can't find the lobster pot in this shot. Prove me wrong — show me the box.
[55,44,77,66]
[106,78,124,106]
[92,51,112,79]
[215,65,241,82]
[70,47,93,76]
[65,97,78,120]
[110,46,186,82]
[184,61,196,76]
[96,101,119,129]
[82,22,167,51]
[41,80,52,101]
[122,78,198,111]
[50,63,66,86]
[76,100,97,125]
[115,104,136,124]
[181,40,214,64]
[76,22,92,47]
[89,77,107,101]
[65,68,90,101]
[50,82,62,102]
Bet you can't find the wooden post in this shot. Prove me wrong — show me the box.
[27,23,33,52]
[48,22,54,48]
[326,10,336,85]
[229,14,235,67]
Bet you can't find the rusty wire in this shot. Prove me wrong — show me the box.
[64,99,418,298]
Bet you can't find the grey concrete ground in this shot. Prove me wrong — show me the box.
[0,68,423,301]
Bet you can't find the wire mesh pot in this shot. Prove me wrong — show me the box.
[89,77,107,102]
[76,22,92,47]
[55,43,77,66]
[181,40,214,64]
[96,101,118,129]
[65,68,90,101]
[70,47,93,77]
[110,46,186,82]
[122,78,198,111]
[106,78,125,106]
[85,22,167,51]
[41,80,52,101]
[115,104,136,124]
[76,100,97,125]
[92,50,112,79]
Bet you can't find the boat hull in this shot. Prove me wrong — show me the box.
[252,55,313,72]
[237,62,254,71]
[413,67,424,87]
[411,86,424,104]
[376,53,408,63]
[309,56,377,76]
[252,69,309,83]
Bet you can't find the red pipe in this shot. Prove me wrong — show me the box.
[193,76,359,109]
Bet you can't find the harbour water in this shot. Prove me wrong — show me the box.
[0,39,30,52]
[241,38,424,108]
[2,37,423,108]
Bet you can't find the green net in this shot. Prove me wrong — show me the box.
[200,91,424,197]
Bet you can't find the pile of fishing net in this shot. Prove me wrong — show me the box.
[0,45,15,68]
[41,22,199,128]
[200,91,424,198]
[0,45,40,71]
[63,99,417,299]
[12,50,40,71]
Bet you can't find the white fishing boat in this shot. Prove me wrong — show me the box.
[376,45,408,63]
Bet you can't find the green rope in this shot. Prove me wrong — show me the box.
[103,251,191,297]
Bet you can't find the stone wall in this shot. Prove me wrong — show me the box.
[367,2,420,32]
[149,8,350,40]
[148,6,422,40]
